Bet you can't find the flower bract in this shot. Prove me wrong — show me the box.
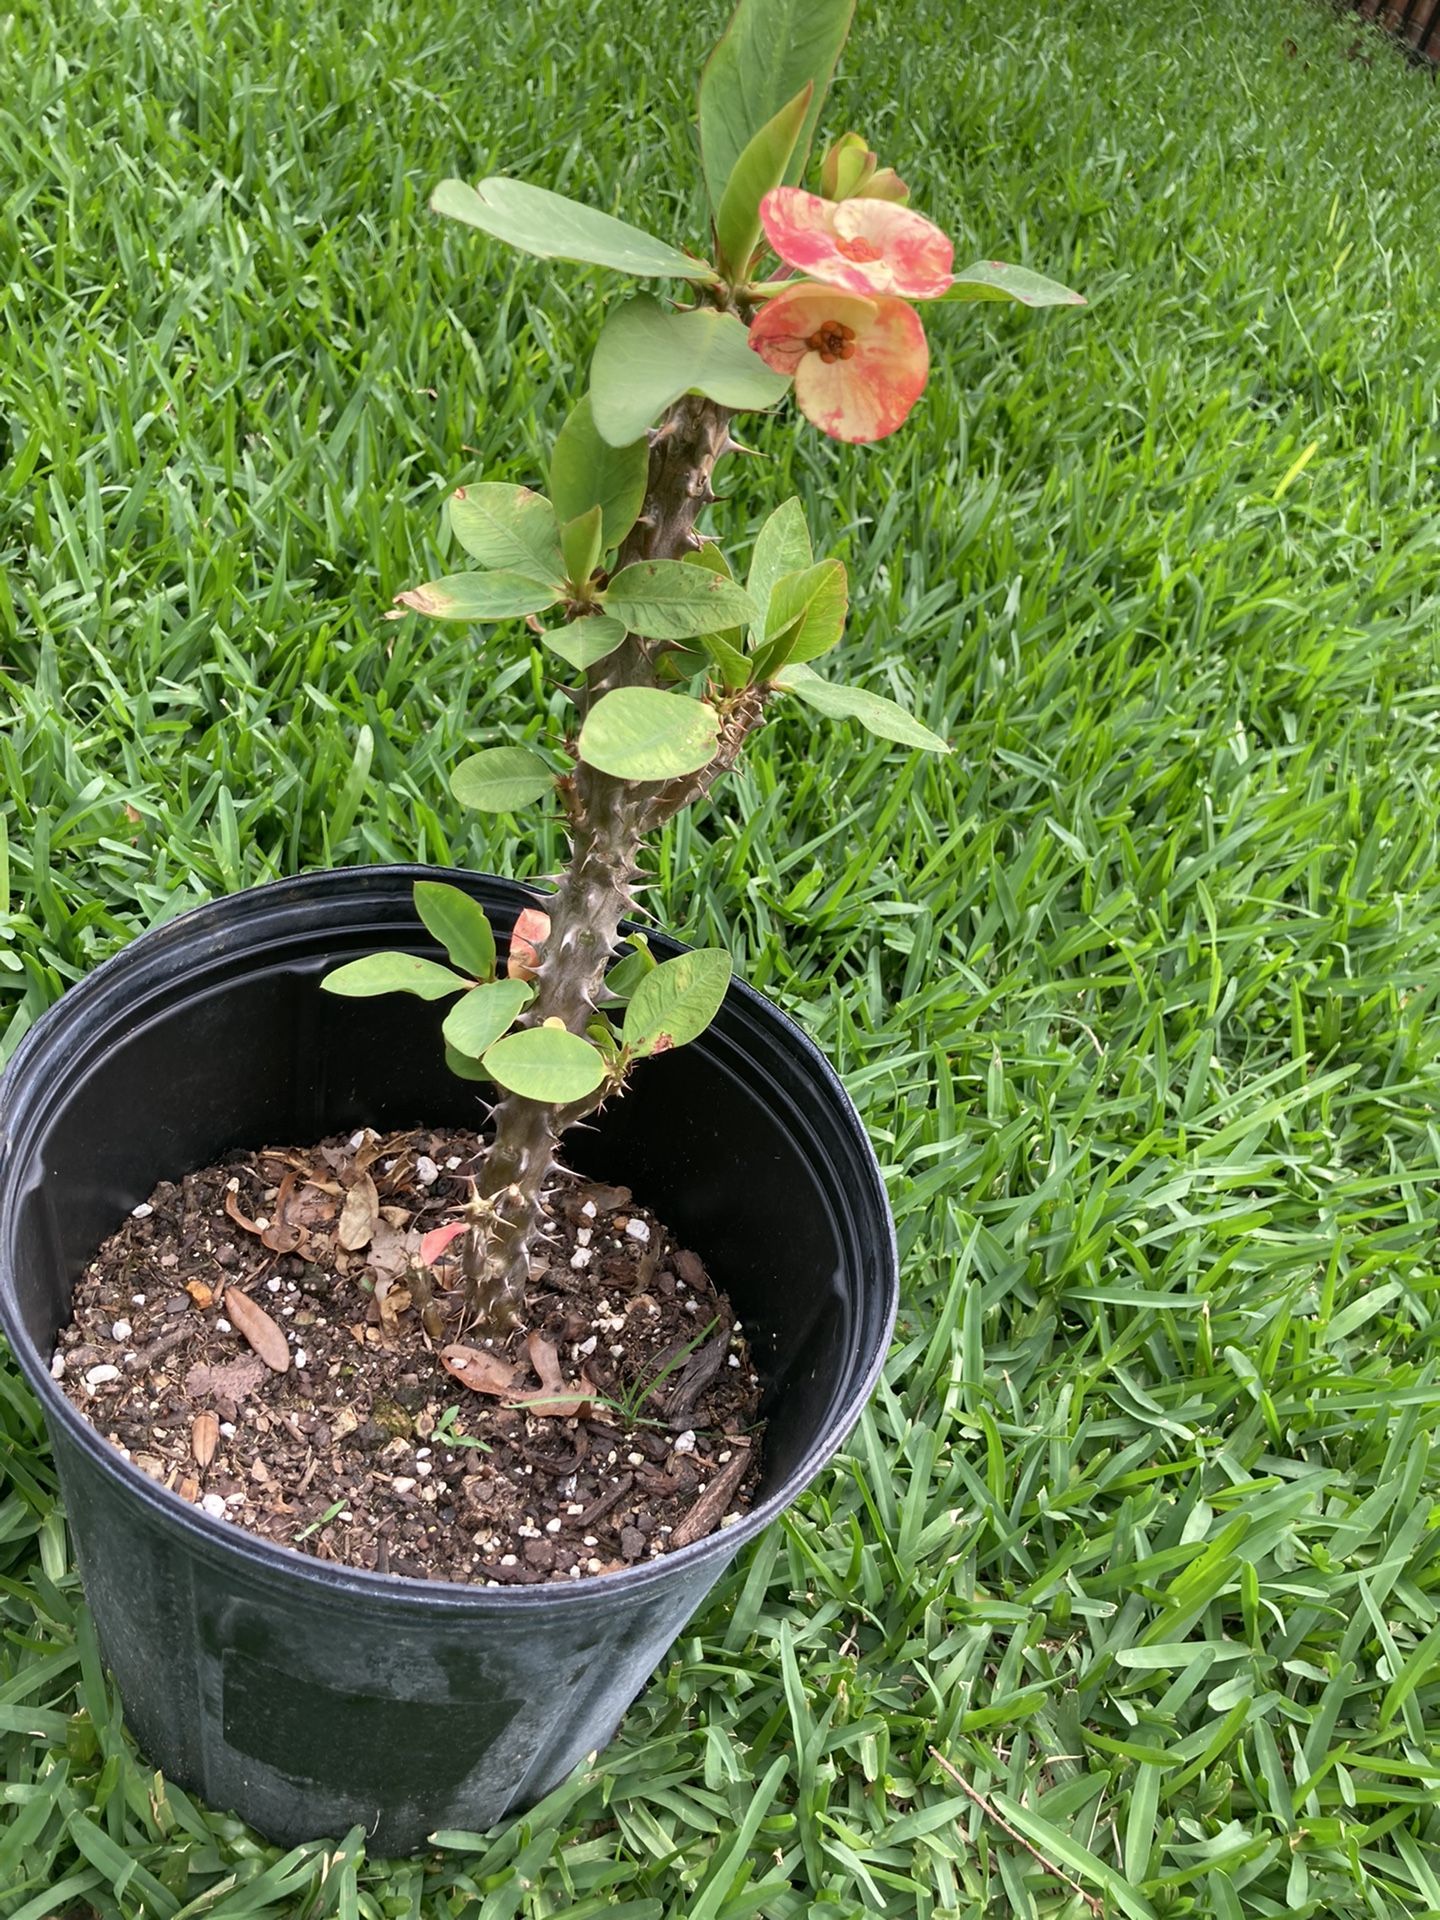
[748,283,930,443]
[759,188,952,300]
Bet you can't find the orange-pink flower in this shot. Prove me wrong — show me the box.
[748,283,929,444]
[759,187,952,301]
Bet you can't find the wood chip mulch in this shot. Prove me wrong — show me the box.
[54,1128,763,1585]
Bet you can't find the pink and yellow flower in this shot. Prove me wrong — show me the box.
[759,187,952,300]
[748,283,929,444]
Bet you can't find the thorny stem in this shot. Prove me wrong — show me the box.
[460,392,766,1330]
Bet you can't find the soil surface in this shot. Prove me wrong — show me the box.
[54,1128,763,1585]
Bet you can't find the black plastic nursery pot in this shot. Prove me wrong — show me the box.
[0,866,897,1854]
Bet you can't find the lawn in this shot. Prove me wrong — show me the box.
[4,0,1440,1913]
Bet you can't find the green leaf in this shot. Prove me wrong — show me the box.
[714,83,812,278]
[590,295,790,447]
[560,505,604,590]
[542,613,629,673]
[442,979,533,1060]
[393,572,560,622]
[431,177,718,282]
[601,934,658,1005]
[321,953,470,1000]
[776,662,951,752]
[685,543,736,581]
[413,881,496,981]
[450,746,556,813]
[482,1025,608,1103]
[579,688,720,780]
[747,497,812,632]
[448,485,566,587]
[944,259,1087,307]
[548,394,650,550]
[754,557,847,676]
[698,627,751,692]
[445,1043,492,1083]
[624,949,733,1056]
[698,0,856,209]
[601,558,756,639]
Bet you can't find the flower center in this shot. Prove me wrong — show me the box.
[836,235,883,264]
[805,320,857,364]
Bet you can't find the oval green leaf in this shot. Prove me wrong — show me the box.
[601,559,756,639]
[747,497,813,633]
[321,953,469,1000]
[413,881,496,981]
[445,1043,493,1083]
[449,485,565,586]
[715,83,812,278]
[579,688,720,781]
[757,557,848,673]
[590,296,791,447]
[431,177,718,282]
[482,1025,608,1104]
[776,662,951,752]
[450,746,556,813]
[393,572,560,622]
[944,260,1087,308]
[442,979,534,1060]
[548,395,649,549]
[542,614,628,674]
[560,505,604,591]
[624,949,733,1057]
[698,0,855,209]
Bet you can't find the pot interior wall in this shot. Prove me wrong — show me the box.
[15,953,863,1494]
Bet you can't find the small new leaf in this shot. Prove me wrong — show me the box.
[624,950,733,1057]
[321,953,470,1001]
[413,881,497,981]
[450,746,556,813]
[482,1026,608,1103]
[747,498,813,632]
[715,83,812,279]
[579,687,720,781]
[542,614,629,673]
[753,557,847,678]
[560,505,604,591]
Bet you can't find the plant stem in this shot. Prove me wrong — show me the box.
[461,395,734,1330]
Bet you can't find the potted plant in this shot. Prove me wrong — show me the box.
[0,0,1081,1854]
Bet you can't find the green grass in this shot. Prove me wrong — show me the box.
[5,0,1440,1911]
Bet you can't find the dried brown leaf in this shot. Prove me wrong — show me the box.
[184,1354,265,1402]
[223,1187,264,1237]
[526,1331,564,1395]
[191,1410,220,1468]
[441,1343,519,1395]
[260,1171,304,1253]
[337,1170,380,1251]
[224,1287,291,1374]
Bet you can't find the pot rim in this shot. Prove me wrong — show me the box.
[0,865,898,1612]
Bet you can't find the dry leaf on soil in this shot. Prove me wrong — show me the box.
[441,1340,597,1417]
[337,1170,380,1251]
[260,1170,304,1254]
[224,1287,291,1373]
[184,1354,266,1402]
[223,1187,263,1237]
[191,1410,219,1468]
